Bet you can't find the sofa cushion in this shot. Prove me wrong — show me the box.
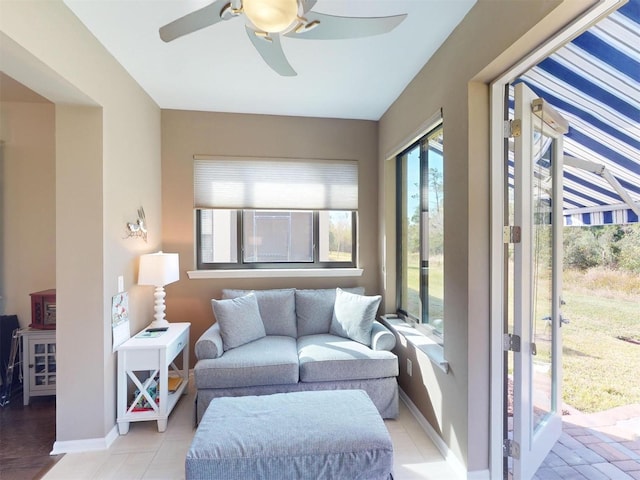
[211,293,266,351]
[295,287,364,337]
[330,288,381,346]
[223,288,297,338]
[194,336,299,389]
[297,334,398,382]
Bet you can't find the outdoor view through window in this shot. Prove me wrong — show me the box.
[397,125,444,336]
[198,209,355,268]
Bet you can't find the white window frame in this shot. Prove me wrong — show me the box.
[395,123,445,342]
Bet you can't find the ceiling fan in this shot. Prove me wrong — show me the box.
[159,0,407,76]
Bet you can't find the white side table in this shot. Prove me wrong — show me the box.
[22,329,57,405]
[116,322,190,434]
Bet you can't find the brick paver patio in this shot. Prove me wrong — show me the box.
[534,405,640,479]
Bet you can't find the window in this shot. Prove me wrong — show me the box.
[396,123,444,337]
[197,209,355,268]
[194,157,357,270]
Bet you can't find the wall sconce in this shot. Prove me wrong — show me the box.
[125,207,147,242]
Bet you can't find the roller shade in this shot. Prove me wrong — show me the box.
[194,156,358,210]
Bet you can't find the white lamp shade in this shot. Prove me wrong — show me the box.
[138,252,180,286]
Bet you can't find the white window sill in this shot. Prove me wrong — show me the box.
[187,268,364,279]
[380,316,450,374]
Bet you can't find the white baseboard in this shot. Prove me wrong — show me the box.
[399,388,490,480]
[50,425,118,455]
[49,369,196,456]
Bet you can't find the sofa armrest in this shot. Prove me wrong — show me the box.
[370,321,396,351]
[195,323,224,360]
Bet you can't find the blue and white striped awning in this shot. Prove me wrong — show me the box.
[515,0,639,226]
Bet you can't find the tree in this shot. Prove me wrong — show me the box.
[616,224,640,273]
[563,224,640,273]
[429,167,443,214]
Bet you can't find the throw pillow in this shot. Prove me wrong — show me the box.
[295,287,365,337]
[329,288,381,346]
[211,293,266,351]
[223,288,297,337]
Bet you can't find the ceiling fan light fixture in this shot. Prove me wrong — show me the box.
[295,18,319,34]
[254,30,273,42]
[243,0,298,33]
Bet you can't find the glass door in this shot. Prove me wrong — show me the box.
[511,82,567,479]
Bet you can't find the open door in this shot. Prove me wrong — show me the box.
[509,82,568,479]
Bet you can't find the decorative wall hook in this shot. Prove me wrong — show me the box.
[125,207,148,242]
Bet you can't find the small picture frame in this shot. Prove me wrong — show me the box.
[112,292,131,351]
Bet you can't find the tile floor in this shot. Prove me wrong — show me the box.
[26,380,640,479]
[41,382,458,480]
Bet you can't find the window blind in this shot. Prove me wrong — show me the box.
[194,156,358,210]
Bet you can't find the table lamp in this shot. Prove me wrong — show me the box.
[138,251,180,327]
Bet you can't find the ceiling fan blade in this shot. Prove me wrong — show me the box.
[159,0,229,42]
[286,12,407,40]
[300,0,318,14]
[245,27,297,76]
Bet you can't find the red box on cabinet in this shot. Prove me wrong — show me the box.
[30,289,56,330]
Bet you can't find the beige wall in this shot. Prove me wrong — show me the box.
[378,0,595,473]
[161,110,379,353]
[0,0,600,472]
[55,105,105,440]
[0,1,161,446]
[0,100,56,326]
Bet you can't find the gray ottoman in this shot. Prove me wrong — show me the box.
[185,390,393,479]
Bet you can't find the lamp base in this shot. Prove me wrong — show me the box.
[150,286,170,327]
[148,319,170,328]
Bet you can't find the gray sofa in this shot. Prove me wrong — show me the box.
[193,287,399,422]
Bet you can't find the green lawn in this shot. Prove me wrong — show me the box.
[524,268,639,413]
[406,258,639,413]
[560,268,640,412]
[405,259,444,331]
[327,250,352,262]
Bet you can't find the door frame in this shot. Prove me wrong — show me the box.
[488,1,626,478]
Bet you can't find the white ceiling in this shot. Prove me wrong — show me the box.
[64,0,475,120]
